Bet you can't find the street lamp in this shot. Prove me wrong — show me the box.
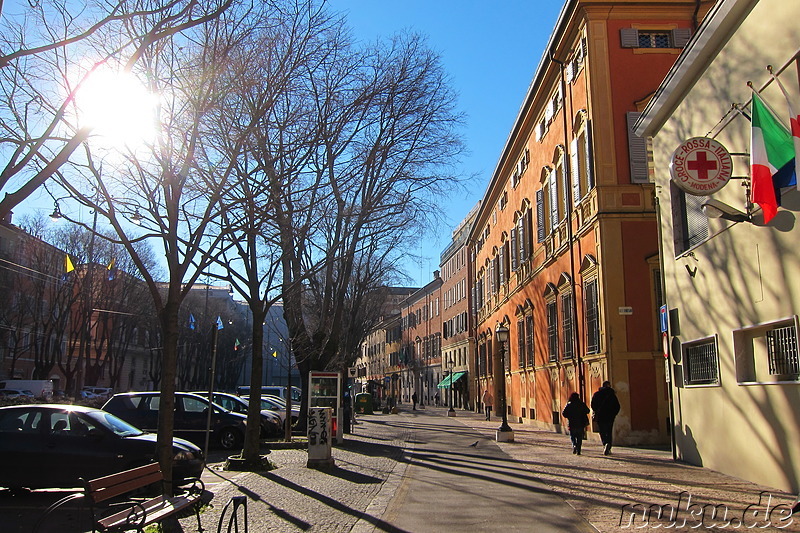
[447,355,456,417]
[495,322,514,442]
[49,203,63,221]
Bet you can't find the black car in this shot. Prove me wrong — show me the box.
[0,404,204,490]
[103,392,247,450]
[191,391,282,437]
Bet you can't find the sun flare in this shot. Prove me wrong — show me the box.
[74,69,159,150]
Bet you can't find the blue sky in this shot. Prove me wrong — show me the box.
[327,1,565,286]
[7,0,566,287]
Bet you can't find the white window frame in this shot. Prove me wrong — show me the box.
[733,316,800,385]
[682,335,721,387]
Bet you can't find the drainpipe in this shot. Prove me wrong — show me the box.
[550,48,585,401]
[654,191,678,461]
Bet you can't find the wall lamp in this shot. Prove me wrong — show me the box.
[700,199,751,223]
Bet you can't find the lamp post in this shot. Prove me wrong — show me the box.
[495,323,514,442]
[447,356,456,417]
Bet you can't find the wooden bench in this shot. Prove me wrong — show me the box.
[35,462,205,532]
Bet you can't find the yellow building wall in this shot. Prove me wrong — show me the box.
[648,0,800,492]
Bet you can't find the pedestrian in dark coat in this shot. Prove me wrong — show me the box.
[562,392,590,455]
[591,381,621,455]
[412,392,418,411]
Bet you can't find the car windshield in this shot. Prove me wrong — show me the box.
[260,399,284,410]
[86,410,145,437]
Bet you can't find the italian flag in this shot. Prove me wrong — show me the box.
[750,91,796,223]
[771,71,800,192]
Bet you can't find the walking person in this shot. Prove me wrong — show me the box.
[412,392,418,411]
[562,392,590,455]
[482,389,493,421]
[591,380,621,455]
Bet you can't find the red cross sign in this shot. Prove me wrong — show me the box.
[670,137,733,196]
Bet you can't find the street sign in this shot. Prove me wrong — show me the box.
[348,367,357,378]
[659,305,668,333]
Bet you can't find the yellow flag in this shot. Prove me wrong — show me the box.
[65,254,75,273]
[272,351,278,358]
[107,257,115,270]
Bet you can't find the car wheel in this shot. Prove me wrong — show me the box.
[218,428,242,450]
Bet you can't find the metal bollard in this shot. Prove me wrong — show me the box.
[216,495,248,533]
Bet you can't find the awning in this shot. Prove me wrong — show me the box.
[436,371,467,389]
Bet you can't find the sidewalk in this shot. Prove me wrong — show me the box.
[442,406,798,532]
[189,407,799,532]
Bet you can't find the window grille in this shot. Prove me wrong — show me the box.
[561,293,574,360]
[685,340,719,385]
[767,325,800,377]
[487,338,493,376]
[585,279,600,354]
[517,318,525,368]
[547,301,559,362]
[639,32,671,48]
[525,314,535,367]
[672,183,708,254]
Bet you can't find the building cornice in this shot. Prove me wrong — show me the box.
[635,0,759,136]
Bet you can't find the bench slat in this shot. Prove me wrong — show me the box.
[97,494,200,530]
[79,462,202,532]
[87,464,163,503]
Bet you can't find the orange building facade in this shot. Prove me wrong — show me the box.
[439,205,479,409]
[400,275,442,406]
[470,0,707,445]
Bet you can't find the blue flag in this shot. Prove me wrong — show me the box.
[188,313,196,330]
[216,316,224,330]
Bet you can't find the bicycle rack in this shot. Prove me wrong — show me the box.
[216,495,248,533]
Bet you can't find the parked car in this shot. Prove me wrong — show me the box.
[243,394,300,425]
[236,385,302,403]
[0,389,35,400]
[191,391,282,437]
[103,392,247,450]
[0,404,204,489]
[80,387,113,400]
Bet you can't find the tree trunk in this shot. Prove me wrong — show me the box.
[157,299,180,497]
[241,306,266,465]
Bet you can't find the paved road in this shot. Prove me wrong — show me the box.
[366,413,594,533]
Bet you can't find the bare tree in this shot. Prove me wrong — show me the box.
[271,30,464,427]
[45,1,255,493]
[0,0,234,220]
[201,0,345,465]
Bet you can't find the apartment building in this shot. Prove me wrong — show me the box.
[400,274,442,406]
[469,0,707,445]
[440,205,479,409]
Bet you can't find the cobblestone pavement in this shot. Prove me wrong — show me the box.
[183,407,800,533]
[185,416,413,532]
